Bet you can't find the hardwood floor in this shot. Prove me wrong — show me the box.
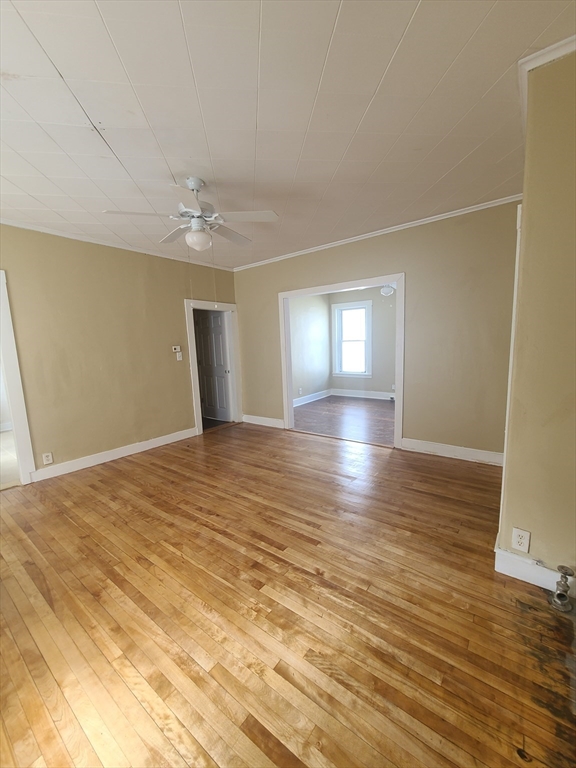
[293,396,395,447]
[0,424,574,768]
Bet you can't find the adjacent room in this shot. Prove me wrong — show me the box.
[289,283,398,447]
[0,2,574,767]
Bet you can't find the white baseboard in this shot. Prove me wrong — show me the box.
[330,388,395,400]
[495,547,575,597]
[0,421,13,432]
[242,415,284,429]
[401,438,503,465]
[30,427,199,482]
[293,389,330,407]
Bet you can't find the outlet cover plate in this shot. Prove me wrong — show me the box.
[512,527,531,553]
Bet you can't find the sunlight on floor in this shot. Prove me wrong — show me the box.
[0,430,20,490]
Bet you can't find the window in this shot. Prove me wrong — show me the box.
[332,300,372,377]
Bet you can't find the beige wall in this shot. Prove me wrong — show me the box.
[499,54,576,568]
[329,287,396,393]
[290,294,331,398]
[0,225,234,468]
[235,202,517,452]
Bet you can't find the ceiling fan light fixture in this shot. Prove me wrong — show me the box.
[185,225,212,251]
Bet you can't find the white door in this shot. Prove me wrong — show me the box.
[194,310,232,421]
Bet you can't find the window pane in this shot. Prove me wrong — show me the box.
[342,341,365,372]
[341,308,365,340]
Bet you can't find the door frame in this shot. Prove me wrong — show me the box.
[278,272,405,449]
[184,299,242,436]
[0,271,35,483]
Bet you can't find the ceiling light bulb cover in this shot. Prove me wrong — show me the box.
[381,284,395,296]
[185,228,212,251]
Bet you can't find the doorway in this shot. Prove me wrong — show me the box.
[279,273,405,449]
[184,299,242,436]
[0,271,35,486]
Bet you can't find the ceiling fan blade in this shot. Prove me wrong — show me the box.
[213,224,252,247]
[103,210,170,217]
[219,210,278,223]
[170,185,202,215]
[160,224,190,244]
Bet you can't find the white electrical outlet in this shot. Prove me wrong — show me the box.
[42,452,53,465]
[512,527,531,553]
[391,384,395,390]
[298,387,303,395]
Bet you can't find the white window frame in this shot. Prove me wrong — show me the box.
[331,300,372,377]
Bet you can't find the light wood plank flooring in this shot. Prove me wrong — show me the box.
[1,424,574,768]
[293,396,395,447]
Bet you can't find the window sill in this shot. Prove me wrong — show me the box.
[332,372,373,378]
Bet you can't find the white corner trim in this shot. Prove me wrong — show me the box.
[401,438,503,465]
[242,415,284,429]
[0,220,234,271]
[518,36,576,124]
[495,547,575,598]
[0,421,13,432]
[234,196,522,272]
[330,389,395,400]
[293,390,331,407]
[30,427,199,482]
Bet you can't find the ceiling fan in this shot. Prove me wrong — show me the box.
[103,177,278,251]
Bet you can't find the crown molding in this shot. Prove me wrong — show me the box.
[518,36,576,124]
[233,194,522,272]
[0,219,234,272]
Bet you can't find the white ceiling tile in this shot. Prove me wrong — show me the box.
[70,154,130,180]
[342,133,399,163]
[300,132,352,162]
[308,93,372,133]
[199,89,258,131]
[16,207,67,223]
[383,134,443,164]
[0,88,33,121]
[358,95,425,133]
[66,81,148,128]
[75,221,116,235]
[97,0,193,86]
[208,131,256,159]
[259,0,339,91]
[331,160,381,185]
[1,120,63,153]
[257,90,317,132]
[0,192,48,209]
[41,124,112,156]
[0,176,24,195]
[33,194,85,211]
[132,84,204,131]
[180,1,260,29]
[94,179,144,199]
[0,5,60,77]
[106,197,156,214]
[523,2,576,54]
[59,209,101,223]
[212,157,255,184]
[2,77,90,125]
[153,129,210,159]
[15,8,129,83]
[7,174,62,195]
[377,1,494,100]
[254,159,297,184]
[12,2,101,18]
[19,151,86,177]
[185,24,259,91]
[69,195,116,212]
[53,176,105,197]
[118,156,172,182]
[0,150,42,176]
[370,161,421,183]
[164,158,214,185]
[98,127,163,158]
[256,132,306,162]
[294,160,339,184]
